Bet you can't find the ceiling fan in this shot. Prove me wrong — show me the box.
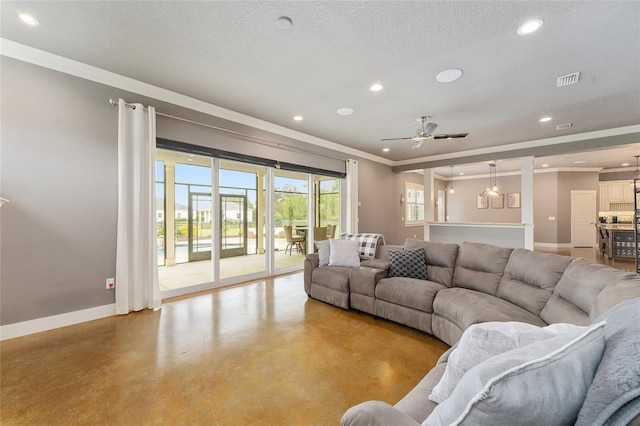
[380,116,469,149]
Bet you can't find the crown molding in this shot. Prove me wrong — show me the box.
[0,38,393,166]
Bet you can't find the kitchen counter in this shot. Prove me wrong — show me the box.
[599,224,634,230]
[598,224,636,259]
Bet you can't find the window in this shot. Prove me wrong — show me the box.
[405,182,425,227]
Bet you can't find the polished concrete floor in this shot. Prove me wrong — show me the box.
[1,273,448,425]
[2,247,632,425]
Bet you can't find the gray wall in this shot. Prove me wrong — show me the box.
[445,170,599,244]
[556,171,599,243]
[353,158,423,246]
[533,172,559,243]
[599,171,635,182]
[446,174,522,223]
[0,57,400,325]
[1,58,119,325]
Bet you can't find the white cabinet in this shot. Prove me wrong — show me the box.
[607,181,634,203]
[599,184,609,211]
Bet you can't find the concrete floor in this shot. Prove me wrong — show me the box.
[1,273,448,425]
[1,247,632,425]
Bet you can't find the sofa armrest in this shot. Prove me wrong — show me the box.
[341,401,421,426]
[350,266,388,297]
[303,253,319,295]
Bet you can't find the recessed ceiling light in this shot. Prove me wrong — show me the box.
[436,68,463,83]
[459,172,464,176]
[336,108,354,116]
[276,16,293,30]
[18,13,40,26]
[382,148,390,152]
[574,160,587,164]
[293,115,303,121]
[542,164,549,167]
[622,163,630,166]
[369,83,383,92]
[518,19,544,35]
[539,116,552,122]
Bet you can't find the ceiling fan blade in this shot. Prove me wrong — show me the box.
[380,137,413,141]
[424,122,438,135]
[433,133,469,139]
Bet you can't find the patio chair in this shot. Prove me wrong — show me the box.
[284,225,305,255]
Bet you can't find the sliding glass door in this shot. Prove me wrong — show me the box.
[156,147,343,296]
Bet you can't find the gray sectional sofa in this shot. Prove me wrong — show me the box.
[303,239,640,425]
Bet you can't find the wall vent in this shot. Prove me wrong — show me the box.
[556,122,573,130]
[557,72,580,87]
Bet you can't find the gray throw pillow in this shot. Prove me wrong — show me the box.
[315,240,330,266]
[429,321,587,403]
[388,248,427,280]
[576,298,640,425]
[423,321,606,426]
[328,239,360,267]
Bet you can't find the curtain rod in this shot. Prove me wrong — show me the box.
[108,99,345,162]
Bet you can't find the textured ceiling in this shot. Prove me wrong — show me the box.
[1,1,639,174]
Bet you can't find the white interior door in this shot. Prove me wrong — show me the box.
[571,190,597,247]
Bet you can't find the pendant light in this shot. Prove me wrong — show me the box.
[630,155,640,187]
[448,166,455,194]
[479,162,503,197]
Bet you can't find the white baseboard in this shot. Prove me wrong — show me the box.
[534,242,574,250]
[0,304,116,341]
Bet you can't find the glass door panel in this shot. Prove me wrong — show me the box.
[220,194,247,258]
[188,192,212,261]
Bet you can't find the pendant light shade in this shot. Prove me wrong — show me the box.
[479,162,503,197]
[631,155,640,186]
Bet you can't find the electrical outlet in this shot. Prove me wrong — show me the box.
[106,278,115,289]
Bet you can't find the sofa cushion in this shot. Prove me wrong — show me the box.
[389,248,427,280]
[329,239,361,268]
[497,248,573,316]
[540,258,636,324]
[590,276,640,321]
[360,258,390,269]
[429,321,588,403]
[376,278,446,313]
[554,258,634,313]
[394,363,447,423]
[452,242,513,295]
[576,298,640,426]
[433,288,546,332]
[424,321,606,426]
[312,266,350,292]
[404,239,459,287]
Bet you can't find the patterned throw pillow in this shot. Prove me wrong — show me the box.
[388,248,427,280]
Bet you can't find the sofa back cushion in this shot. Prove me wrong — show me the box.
[404,239,459,287]
[540,258,636,325]
[497,249,574,316]
[452,242,513,295]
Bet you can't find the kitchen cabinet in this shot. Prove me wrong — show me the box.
[599,183,608,211]
[606,181,634,203]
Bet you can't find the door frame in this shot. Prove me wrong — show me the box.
[188,191,213,262]
[220,193,248,258]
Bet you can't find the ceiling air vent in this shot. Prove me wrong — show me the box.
[556,123,573,130]
[556,72,580,87]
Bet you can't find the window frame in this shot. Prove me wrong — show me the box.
[404,181,425,227]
